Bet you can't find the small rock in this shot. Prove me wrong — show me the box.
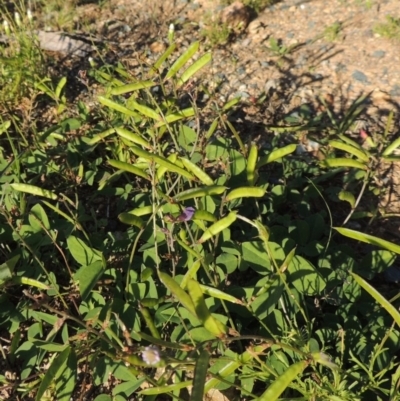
[372,50,386,58]
[220,1,250,33]
[149,41,166,53]
[390,84,400,97]
[352,70,369,83]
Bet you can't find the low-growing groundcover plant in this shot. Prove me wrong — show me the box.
[2,10,400,401]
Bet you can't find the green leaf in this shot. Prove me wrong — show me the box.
[334,227,400,254]
[350,272,400,328]
[322,158,367,170]
[110,80,155,95]
[118,213,145,228]
[0,255,19,285]
[158,107,196,126]
[10,183,57,200]
[55,348,77,401]
[138,381,192,395]
[358,250,396,279]
[29,203,50,231]
[94,396,112,401]
[98,96,140,119]
[174,185,227,201]
[158,271,196,316]
[29,340,67,352]
[130,146,195,180]
[204,345,267,392]
[288,256,326,296]
[187,279,227,337]
[75,261,104,301]
[257,144,297,167]
[35,346,70,401]
[177,52,212,87]
[257,360,308,401]
[165,41,200,80]
[108,159,150,180]
[150,43,176,75]
[191,350,210,401]
[67,235,103,266]
[241,241,271,273]
[125,99,161,121]
[113,127,151,148]
[383,135,400,156]
[251,277,284,320]
[338,190,356,208]
[329,140,369,162]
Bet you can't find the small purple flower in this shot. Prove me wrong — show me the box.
[141,345,161,365]
[176,207,196,222]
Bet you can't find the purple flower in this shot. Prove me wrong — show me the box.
[176,207,196,222]
[141,345,161,365]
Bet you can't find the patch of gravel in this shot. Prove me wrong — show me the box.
[67,0,400,125]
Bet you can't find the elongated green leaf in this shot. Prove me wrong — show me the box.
[98,96,140,118]
[88,126,151,148]
[177,52,212,88]
[110,80,155,95]
[55,77,67,100]
[150,43,176,76]
[108,159,150,180]
[180,157,214,185]
[42,200,76,227]
[204,345,268,392]
[118,213,145,228]
[382,155,400,162]
[198,212,237,244]
[126,99,161,121]
[75,260,104,301]
[35,346,70,401]
[199,284,243,304]
[187,279,227,337]
[337,134,365,150]
[10,183,57,200]
[334,227,400,254]
[158,271,196,316]
[257,144,296,167]
[191,350,210,401]
[114,127,151,148]
[174,185,227,201]
[0,120,11,135]
[338,190,356,208]
[128,205,153,216]
[157,107,195,126]
[222,97,241,111]
[29,339,67,352]
[322,158,367,170]
[257,360,308,401]
[130,146,194,180]
[138,381,192,395]
[329,140,369,162]
[55,348,76,401]
[87,128,115,144]
[165,41,200,80]
[11,277,50,290]
[225,186,265,201]
[383,136,400,156]
[350,272,400,327]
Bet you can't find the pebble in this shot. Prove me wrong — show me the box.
[352,70,369,83]
[372,50,386,58]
